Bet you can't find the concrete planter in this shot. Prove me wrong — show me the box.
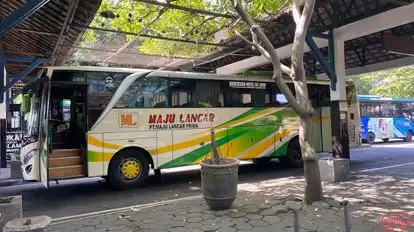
[4,215,51,232]
[0,195,23,230]
[200,158,239,210]
[319,158,350,183]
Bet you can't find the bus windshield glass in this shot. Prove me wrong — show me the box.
[22,93,41,137]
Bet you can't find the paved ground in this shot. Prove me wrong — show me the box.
[45,141,414,232]
[1,141,414,222]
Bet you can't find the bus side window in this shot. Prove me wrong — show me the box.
[115,76,170,108]
[170,79,195,107]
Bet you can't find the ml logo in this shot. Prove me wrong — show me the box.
[119,113,138,127]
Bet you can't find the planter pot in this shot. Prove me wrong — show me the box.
[319,158,350,183]
[0,195,23,230]
[200,157,239,210]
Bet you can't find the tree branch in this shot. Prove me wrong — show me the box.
[231,0,309,117]
[292,0,301,24]
[291,0,315,82]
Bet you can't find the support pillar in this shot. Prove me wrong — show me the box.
[0,53,7,168]
[330,39,350,159]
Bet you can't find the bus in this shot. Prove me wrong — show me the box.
[358,95,414,144]
[19,66,359,189]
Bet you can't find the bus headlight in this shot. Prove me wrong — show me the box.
[23,150,37,165]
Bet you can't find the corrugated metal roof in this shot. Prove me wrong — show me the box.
[0,0,102,87]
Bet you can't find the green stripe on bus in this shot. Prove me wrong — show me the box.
[159,129,247,169]
[272,141,289,157]
[217,107,267,127]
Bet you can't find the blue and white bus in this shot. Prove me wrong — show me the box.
[358,95,414,144]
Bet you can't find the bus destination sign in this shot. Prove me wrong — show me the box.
[229,81,266,89]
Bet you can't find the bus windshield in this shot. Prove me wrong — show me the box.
[22,93,41,137]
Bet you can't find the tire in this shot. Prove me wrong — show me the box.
[382,138,389,143]
[108,149,149,190]
[279,137,303,168]
[252,157,272,165]
[404,131,413,142]
[366,132,375,145]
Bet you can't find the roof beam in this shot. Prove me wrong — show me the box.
[346,56,414,76]
[136,0,237,19]
[216,38,328,74]
[51,0,80,65]
[333,3,414,41]
[13,28,59,37]
[4,55,44,63]
[383,34,414,56]
[0,0,51,38]
[75,25,236,48]
[216,3,414,75]
[4,58,46,92]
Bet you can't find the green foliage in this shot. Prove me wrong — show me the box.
[347,66,414,98]
[81,0,290,58]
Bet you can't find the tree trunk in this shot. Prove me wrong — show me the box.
[300,116,324,204]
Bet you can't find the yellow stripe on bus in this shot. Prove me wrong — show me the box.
[238,134,276,160]
[87,135,122,150]
[312,116,330,122]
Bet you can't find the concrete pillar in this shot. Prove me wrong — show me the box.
[330,38,350,158]
[0,53,7,168]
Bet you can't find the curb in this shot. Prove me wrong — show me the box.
[0,179,23,187]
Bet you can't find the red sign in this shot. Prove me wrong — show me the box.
[380,212,414,232]
[148,113,215,124]
[147,113,215,130]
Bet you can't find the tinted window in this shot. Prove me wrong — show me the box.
[308,84,330,107]
[115,77,169,108]
[193,80,222,107]
[221,81,268,107]
[88,72,128,110]
[360,102,381,117]
[265,83,294,107]
[170,79,194,107]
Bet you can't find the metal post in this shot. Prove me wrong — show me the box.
[305,34,337,90]
[294,210,300,232]
[4,58,45,92]
[0,53,6,168]
[343,200,351,232]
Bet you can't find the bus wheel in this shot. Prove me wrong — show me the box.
[109,149,149,189]
[404,131,413,142]
[252,157,272,165]
[279,137,303,168]
[366,132,375,145]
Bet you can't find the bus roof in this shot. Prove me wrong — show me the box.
[357,95,414,102]
[46,66,330,85]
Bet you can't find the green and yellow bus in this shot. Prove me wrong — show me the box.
[19,66,360,188]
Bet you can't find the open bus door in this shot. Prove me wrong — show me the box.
[38,79,51,188]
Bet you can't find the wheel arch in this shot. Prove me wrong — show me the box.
[107,146,155,175]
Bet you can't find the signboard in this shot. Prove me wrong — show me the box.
[6,132,22,161]
[229,81,266,89]
[148,113,215,130]
[119,113,139,127]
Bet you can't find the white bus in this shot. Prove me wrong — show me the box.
[19,66,360,189]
